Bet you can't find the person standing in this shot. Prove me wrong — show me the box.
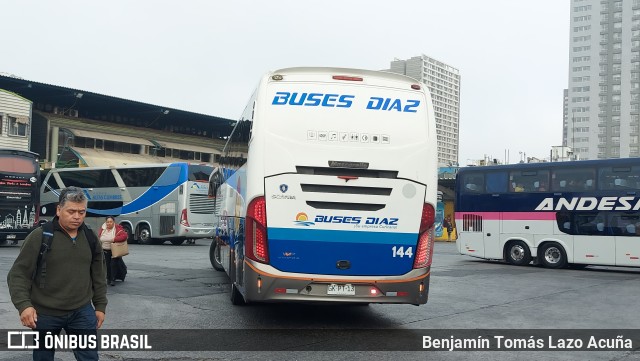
[444,216,454,242]
[7,186,107,361]
[98,216,128,286]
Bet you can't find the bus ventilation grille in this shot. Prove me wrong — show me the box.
[462,214,483,232]
[296,166,398,179]
[160,215,176,235]
[189,194,216,214]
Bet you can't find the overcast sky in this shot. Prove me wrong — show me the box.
[2,0,569,165]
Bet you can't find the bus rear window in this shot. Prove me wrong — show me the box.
[0,156,37,174]
[188,165,214,182]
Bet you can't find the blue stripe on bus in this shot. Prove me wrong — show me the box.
[86,184,180,215]
[267,227,417,244]
[86,163,185,215]
[267,227,418,276]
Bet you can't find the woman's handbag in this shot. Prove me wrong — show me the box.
[111,241,129,258]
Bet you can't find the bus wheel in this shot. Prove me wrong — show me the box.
[505,241,531,266]
[138,225,153,245]
[170,239,185,246]
[539,243,568,269]
[210,241,224,271]
[121,224,134,244]
[230,282,246,306]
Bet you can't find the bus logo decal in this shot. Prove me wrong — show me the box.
[279,184,288,193]
[366,97,421,113]
[272,92,354,108]
[294,212,315,226]
[535,197,640,211]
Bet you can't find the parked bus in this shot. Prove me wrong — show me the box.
[208,67,438,305]
[455,158,640,269]
[40,162,215,245]
[0,149,40,245]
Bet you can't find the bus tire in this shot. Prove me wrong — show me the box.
[210,241,224,271]
[121,224,134,244]
[230,282,246,306]
[138,225,153,245]
[505,240,532,266]
[539,243,568,269]
[170,239,185,246]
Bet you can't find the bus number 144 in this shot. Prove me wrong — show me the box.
[391,246,413,258]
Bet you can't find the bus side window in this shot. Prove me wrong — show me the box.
[614,178,628,188]
[485,172,508,193]
[584,179,594,190]
[576,214,606,235]
[556,212,573,234]
[511,182,525,192]
[463,175,484,193]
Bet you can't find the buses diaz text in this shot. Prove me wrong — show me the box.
[315,215,399,225]
[272,92,421,112]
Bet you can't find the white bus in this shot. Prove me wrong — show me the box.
[40,162,215,245]
[209,67,438,305]
[455,158,640,268]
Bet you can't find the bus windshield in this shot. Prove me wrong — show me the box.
[0,156,38,174]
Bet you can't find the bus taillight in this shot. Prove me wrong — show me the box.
[180,209,190,227]
[332,75,363,81]
[246,196,268,263]
[414,203,435,269]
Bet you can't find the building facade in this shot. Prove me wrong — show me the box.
[0,89,32,151]
[566,0,640,159]
[0,74,239,168]
[389,55,461,166]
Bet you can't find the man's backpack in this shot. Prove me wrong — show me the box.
[32,221,99,288]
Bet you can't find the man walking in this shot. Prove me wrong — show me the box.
[7,186,107,360]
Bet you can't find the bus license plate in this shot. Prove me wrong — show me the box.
[327,284,355,295]
[6,234,16,239]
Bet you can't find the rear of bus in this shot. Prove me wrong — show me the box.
[242,67,437,305]
[176,164,216,239]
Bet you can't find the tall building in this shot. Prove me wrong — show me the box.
[567,0,640,160]
[563,88,569,147]
[388,55,461,166]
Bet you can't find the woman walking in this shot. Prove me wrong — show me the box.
[99,216,128,286]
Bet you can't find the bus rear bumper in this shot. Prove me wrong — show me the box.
[175,227,214,239]
[241,261,430,305]
[0,230,29,244]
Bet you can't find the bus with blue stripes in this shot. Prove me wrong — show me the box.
[40,162,215,245]
[455,158,640,269]
[208,67,438,305]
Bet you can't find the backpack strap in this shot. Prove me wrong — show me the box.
[33,222,55,288]
[82,224,98,257]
